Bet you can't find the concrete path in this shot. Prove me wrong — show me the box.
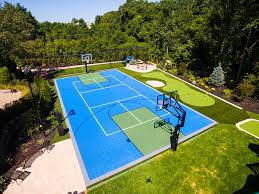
[5,139,86,194]
[0,90,22,109]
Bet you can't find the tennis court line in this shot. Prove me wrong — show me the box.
[118,102,142,123]
[72,82,108,136]
[72,75,112,84]
[89,94,142,109]
[107,113,170,136]
[81,83,124,94]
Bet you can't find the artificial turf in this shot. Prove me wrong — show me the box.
[240,120,259,138]
[142,71,215,107]
[88,67,259,194]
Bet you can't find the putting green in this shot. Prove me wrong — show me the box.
[78,73,107,85]
[240,120,259,138]
[112,107,184,155]
[142,71,215,107]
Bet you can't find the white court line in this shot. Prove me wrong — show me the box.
[118,102,142,123]
[94,79,103,88]
[81,83,124,94]
[72,75,111,84]
[90,95,141,109]
[107,113,170,136]
[110,74,171,115]
[72,82,108,136]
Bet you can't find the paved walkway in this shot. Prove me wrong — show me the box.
[0,90,22,109]
[5,139,86,194]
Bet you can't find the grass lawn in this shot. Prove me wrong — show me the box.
[88,68,259,194]
[240,120,259,138]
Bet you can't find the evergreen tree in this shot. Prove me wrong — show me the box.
[208,63,225,86]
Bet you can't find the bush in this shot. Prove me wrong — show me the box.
[189,74,195,82]
[196,79,205,86]
[208,64,225,86]
[0,66,11,84]
[0,176,10,193]
[164,60,172,70]
[236,80,256,99]
[203,77,209,83]
[168,66,178,75]
[223,88,232,99]
[177,62,187,75]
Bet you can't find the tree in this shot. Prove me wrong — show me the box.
[208,63,225,86]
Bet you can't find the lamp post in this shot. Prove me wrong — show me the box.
[24,65,36,105]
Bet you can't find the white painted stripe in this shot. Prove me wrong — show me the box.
[236,118,259,139]
[156,67,243,110]
[90,95,142,109]
[94,79,103,88]
[72,82,108,136]
[72,75,111,84]
[81,83,124,94]
[110,74,171,115]
[107,113,170,136]
[118,102,142,123]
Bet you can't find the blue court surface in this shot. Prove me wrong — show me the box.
[55,69,217,185]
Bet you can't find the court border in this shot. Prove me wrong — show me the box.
[55,68,218,187]
[54,79,90,187]
[236,118,259,139]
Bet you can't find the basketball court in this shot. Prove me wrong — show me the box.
[55,68,217,186]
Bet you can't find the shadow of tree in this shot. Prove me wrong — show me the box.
[233,143,259,194]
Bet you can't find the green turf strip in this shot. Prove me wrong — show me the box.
[112,107,184,155]
[78,72,107,85]
[240,120,259,138]
[142,71,215,107]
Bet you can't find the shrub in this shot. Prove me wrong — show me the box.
[164,60,172,70]
[203,77,209,83]
[189,74,195,82]
[196,79,205,86]
[168,66,178,75]
[0,176,10,193]
[0,66,11,84]
[208,64,225,86]
[236,80,256,99]
[223,88,232,99]
[177,62,187,75]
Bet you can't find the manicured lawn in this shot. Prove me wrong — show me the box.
[240,120,259,138]
[142,71,215,107]
[88,68,259,194]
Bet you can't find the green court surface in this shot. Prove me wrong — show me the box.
[240,120,259,138]
[112,107,184,155]
[141,71,215,107]
[78,73,107,85]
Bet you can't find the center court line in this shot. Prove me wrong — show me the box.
[81,83,124,94]
[72,82,108,136]
[89,94,142,109]
[107,113,170,136]
[118,102,142,123]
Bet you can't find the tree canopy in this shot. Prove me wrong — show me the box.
[0,0,258,83]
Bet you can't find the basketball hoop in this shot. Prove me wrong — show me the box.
[81,54,92,64]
